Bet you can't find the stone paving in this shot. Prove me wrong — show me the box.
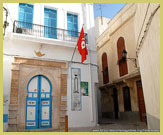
[55,119,148,132]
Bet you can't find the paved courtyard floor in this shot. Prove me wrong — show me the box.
[55,119,149,132]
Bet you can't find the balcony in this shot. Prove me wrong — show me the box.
[13,20,88,44]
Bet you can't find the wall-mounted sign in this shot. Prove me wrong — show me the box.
[71,68,81,111]
[81,82,88,96]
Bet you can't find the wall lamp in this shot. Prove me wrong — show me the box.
[122,49,137,68]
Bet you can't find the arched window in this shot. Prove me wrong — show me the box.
[117,37,128,77]
[102,53,109,84]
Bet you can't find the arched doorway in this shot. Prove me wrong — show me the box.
[25,75,52,129]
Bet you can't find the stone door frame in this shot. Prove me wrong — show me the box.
[8,57,68,132]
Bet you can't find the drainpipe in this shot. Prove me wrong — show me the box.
[3,7,9,36]
[89,63,94,122]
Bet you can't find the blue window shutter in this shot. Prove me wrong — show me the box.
[18,3,33,29]
[44,8,57,39]
[74,15,78,23]
[67,13,78,37]
[18,4,25,27]
[44,17,48,26]
[18,6,25,21]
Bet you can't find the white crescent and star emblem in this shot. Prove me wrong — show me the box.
[81,38,86,49]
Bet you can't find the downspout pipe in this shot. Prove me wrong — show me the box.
[3,7,9,36]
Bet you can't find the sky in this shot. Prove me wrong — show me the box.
[93,3,126,19]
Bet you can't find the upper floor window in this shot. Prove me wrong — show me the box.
[18,3,34,29]
[67,13,78,37]
[44,8,57,39]
[117,37,128,77]
[102,53,109,84]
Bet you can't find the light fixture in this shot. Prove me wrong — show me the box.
[122,49,137,67]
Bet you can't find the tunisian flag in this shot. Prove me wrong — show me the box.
[77,26,88,63]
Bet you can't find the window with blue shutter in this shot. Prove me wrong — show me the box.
[44,8,57,39]
[67,13,78,37]
[18,3,34,29]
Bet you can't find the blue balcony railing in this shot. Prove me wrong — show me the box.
[13,20,88,43]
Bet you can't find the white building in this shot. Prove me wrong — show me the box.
[3,3,98,132]
[95,16,110,39]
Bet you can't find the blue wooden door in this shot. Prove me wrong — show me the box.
[26,75,52,129]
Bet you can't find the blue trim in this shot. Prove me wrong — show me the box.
[71,67,82,111]
[38,75,41,128]
[3,114,8,123]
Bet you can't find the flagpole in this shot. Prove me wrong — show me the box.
[71,44,77,62]
[70,24,84,62]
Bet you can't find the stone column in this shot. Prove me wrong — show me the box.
[8,63,20,132]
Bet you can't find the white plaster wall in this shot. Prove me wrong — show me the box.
[3,3,98,130]
[95,16,110,39]
[67,63,98,127]
[3,55,13,131]
[3,3,94,35]
[134,3,160,129]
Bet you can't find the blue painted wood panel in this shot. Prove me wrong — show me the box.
[18,3,34,29]
[67,13,78,37]
[44,8,57,39]
[26,75,52,129]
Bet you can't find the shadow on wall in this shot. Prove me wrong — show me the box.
[87,26,97,64]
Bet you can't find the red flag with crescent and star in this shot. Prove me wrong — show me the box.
[77,26,88,63]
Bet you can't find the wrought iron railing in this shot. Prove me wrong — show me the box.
[13,20,88,43]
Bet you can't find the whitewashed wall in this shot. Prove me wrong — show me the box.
[95,16,110,39]
[67,63,98,127]
[134,3,160,130]
[3,3,98,131]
